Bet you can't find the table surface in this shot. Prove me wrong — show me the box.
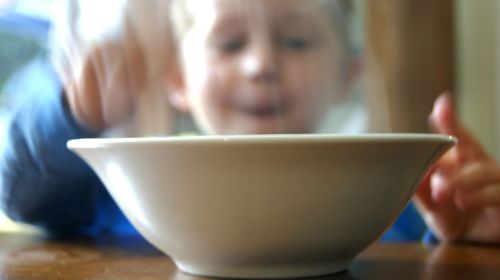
[1,232,500,280]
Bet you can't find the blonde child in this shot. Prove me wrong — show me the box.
[0,0,354,236]
[1,0,499,244]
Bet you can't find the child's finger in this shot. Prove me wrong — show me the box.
[65,46,105,132]
[434,149,459,172]
[430,93,488,162]
[448,161,500,194]
[430,170,455,204]
[455,183,500,209]
[415,169,435,211]
[429,93,456,135]
[415,151,459,210]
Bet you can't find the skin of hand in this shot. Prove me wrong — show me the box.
[63,1,178,135]
[63,24,148,133]
[415,93,500,244]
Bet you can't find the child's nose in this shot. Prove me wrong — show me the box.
[241,41,279,83]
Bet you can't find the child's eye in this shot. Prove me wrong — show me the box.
[216,38,246,53]
[279,37,314,51]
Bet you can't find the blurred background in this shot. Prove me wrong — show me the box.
[0,0,499,231]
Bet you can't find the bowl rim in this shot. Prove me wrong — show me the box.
[67,133,457,149]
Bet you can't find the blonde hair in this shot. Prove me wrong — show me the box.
[169,0,354,54]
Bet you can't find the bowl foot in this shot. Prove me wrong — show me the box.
[175,260,350,279]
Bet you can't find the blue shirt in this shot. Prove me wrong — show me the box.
[0,57,135,236]
[0,56,431,241]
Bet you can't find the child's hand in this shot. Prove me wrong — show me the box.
[64,33,147,133]
[415,93,500,244]
[60,1,177,134]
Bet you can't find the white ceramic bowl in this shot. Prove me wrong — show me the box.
[68,134,455,279]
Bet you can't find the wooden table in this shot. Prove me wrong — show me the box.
[1,232,500,280]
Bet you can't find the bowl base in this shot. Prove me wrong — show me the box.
[175,260,351,279]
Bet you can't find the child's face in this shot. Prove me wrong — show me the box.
[171,0,344,134]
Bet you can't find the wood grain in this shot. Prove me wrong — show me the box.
[1,233,500,280]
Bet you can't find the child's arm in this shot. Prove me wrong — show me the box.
[414,93,500,244]
[0,1,176,235]
[0,70,101,235]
